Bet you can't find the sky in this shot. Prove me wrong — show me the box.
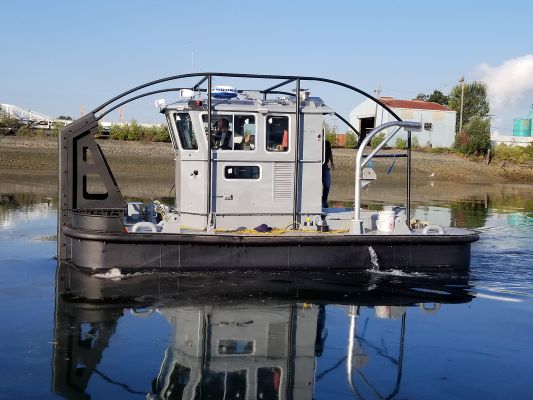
[1,0,532,134]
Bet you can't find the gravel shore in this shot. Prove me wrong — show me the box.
[1,136,532,184]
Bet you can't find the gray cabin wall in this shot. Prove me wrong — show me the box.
[298,113,323,214]
[165,102,329,231]
[158,304,317,399]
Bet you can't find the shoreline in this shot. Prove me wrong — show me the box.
[1,136,532,184]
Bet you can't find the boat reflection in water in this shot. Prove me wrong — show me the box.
[52,263,473,399]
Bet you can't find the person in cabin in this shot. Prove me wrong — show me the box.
[212,118,233,150]
[322,140,334,208]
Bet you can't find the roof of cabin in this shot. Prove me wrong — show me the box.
[162,96,334,114]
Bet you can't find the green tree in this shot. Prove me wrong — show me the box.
[415,93,429,101]
[454,115,491,155]
[415,90,449,105]
[448,81,490,132]
[427,90,449,105]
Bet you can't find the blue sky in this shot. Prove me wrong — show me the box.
[1,0,532,132]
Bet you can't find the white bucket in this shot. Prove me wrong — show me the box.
[377,210,395,233]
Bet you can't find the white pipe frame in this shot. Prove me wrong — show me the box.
[352,121,421,233]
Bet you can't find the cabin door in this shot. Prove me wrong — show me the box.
[208,114,295,227]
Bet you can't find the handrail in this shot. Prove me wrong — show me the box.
[351,121,421,234]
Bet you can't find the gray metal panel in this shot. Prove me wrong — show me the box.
[300,114,323,162]
[273,163,294,202]
[58,114,125,261]
[298,163,322,214]
[179,160,208,215]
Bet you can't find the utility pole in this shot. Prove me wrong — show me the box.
[458,76,465,134]
[374,84,382,126]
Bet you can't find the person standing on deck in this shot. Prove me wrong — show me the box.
[322,140,334,208]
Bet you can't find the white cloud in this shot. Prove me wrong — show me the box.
[477,54,533,110]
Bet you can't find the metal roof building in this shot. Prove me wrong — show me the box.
[350,97,457,148]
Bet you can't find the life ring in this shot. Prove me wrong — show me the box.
[131,221,158,233]
[422,225,445,235]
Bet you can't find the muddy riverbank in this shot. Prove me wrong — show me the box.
[1,136,532,203]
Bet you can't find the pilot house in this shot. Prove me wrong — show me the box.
[160,92,333,231]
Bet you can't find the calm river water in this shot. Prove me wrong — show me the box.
[0,180,532,399]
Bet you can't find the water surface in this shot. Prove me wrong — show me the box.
[0,181,532,399]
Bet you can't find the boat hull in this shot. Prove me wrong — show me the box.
[63,227,478,272]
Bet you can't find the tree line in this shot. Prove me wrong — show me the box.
[415,81,491,155]
[0,107,170,143]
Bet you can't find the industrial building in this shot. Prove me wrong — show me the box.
[491,105,533,147]
[350,97,457,148]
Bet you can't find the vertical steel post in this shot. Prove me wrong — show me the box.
[207,75,212,230]
[407,131,412,225]
[293,80,301,230]
[459,76,465,134]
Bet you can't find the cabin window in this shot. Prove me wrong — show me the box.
[202,114,256,151]
[266,116,289,152]
[174,113,198,150]
[234,115,255,150]
[224,165,260,179]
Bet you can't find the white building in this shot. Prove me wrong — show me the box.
[350,97,457,148]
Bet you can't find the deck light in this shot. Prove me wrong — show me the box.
[154,99,166,111]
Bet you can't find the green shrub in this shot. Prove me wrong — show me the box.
[127,121,143,141]
[412,137,420,149]
[108,122,170,142]
[142,125,170,142]
[109,124,127,140]
[370,132,386,149]
[431,147,456,154]
[453,115,491,155]
[345,131,357,149]
[492,143,533,163]
[16,126,38,137]
[0,114,21,132]
[395,137,407,149]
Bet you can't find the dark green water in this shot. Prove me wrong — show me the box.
[0,183,532,399]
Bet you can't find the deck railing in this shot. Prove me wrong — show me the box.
[351,121,422,234]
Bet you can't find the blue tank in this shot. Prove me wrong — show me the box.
[513,118,531,137]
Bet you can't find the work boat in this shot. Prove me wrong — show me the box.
[57,73,478,272]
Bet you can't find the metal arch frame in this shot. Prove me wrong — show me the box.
[85,73,409,232]
[91,73,384,140]
[90,72,402,122]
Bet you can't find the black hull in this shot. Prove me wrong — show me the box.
[57,261,473,304]
[63,227,478,272]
